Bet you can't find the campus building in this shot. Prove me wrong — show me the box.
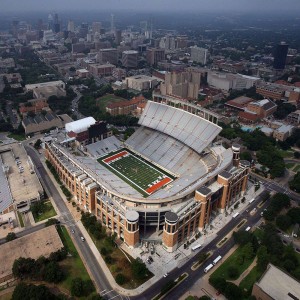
[106,95,147,116]
[252,264,300,300]
[45,101,250,252]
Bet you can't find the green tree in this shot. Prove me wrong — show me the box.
[287,207,300,224]
[115,273,127,285]
[224,282,243,300]
[209,276,227,293]
[43,261,64,283]
[289,172,300,193]
[242,242,255,260]
[6,232,17,242]
[199,296,211,300]
[257,245,269,272]
[276,215,292,231]
[12,283,58,300]
[228,266,239,279]
[131,258,148,280]
[45,218,59,227]
[71,278,84,297]
[12,257,36,279]
[34,139,42,149]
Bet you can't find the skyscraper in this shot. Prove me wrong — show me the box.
[111,14,115,33]
[273,42,289,70]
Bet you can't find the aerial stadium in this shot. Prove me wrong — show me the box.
[45,100,250,252]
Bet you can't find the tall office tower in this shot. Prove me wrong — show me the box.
[115,29,122,45]
[79,23,88,38]
[122,50,138,68]
[92,22,102,34]
[140,21,148,33]
[53,13,60,33]
[190,46,208,65]
[273,42,289,70]
[48,13,54,30]
[67,20,75,32]
[111,14,115,33]
[146,48,165,66]
[36,19,43,31]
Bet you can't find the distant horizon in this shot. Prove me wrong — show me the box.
[1,0,300,14]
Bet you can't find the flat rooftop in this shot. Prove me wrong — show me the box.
[0,226,63,281]
[0,143,43,204]
[255,264,300,300]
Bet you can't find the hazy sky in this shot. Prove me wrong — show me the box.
[1,0,300,13]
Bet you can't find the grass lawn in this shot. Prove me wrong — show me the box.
[278,149,293,158]
[32,201,57,222]
[253,228,264,241]
[7,133,25,141]
[56,226,94,295]
[293,164,300,172]
[286,163,295,169]
[239,265,264,294]
[96,94,125,111]
[17,211,24,227]
[88,227,153,289]
[210,246,255,281]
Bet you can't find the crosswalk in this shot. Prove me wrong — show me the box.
[260,181,291,196]
[99,289,130,300]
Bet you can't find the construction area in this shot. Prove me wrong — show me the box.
[0,225,63,284]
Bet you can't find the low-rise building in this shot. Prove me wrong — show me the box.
[76,68,89,78]
[225,96,253,111]
[287,110,300,124]
[0,142,44,213]
[88,63,116,77]
[146,48,165,66]
[4,73,22,83]
[273,124,294,141]
[252,264,300,300]
[246,99,277,118]
[207,71,259,91]
[19,98,49,116]
[122,50,138,68]
[22,112,72,135]
[65,117,112,145]
[256,84,284,100]
[106,95,147,116]
[126,75,157,91]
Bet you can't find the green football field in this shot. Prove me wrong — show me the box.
[98,149,175,196]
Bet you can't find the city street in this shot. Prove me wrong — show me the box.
[8,145,300,300]
[24,145,125,300]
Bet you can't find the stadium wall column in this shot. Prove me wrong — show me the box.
[162,212,179,252]
[124,211,140,248]
[217,176,230,213]
[194,190,211,230]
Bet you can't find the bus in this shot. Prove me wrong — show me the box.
[204,263,214,273]
[213,255,222,265]
[232,212,239,218]
[192,244,202,251]
[245,226,251,232]
[249,198,255,204]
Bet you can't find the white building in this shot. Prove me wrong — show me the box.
[125,75,157,91]
[207,71,260,91]
[190,46,208,65]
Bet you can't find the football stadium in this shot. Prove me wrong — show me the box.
[45,100,250,252]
